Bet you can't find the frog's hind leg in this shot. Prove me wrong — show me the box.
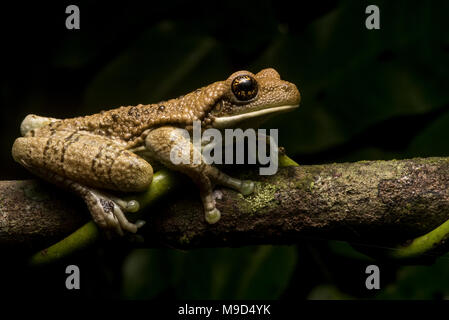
[15,158,143,235]
[12,133,152,235]
[68,181,144,236]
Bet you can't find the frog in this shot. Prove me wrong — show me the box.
[12,68,301,236]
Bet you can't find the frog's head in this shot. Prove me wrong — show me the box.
[205,68,301,129]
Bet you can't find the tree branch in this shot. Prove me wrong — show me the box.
[2,157,449,263]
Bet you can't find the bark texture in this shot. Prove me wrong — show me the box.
[2,157,449,251]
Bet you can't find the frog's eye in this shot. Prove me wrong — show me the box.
[231,75,258,101]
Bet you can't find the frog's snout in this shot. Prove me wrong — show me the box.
[281,81,301,106]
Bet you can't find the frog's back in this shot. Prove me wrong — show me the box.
[23,81,226,143]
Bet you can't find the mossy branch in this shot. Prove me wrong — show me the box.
[2,155,449,265]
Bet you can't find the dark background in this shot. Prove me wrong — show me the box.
[1,0,449,299]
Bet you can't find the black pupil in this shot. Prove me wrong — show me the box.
[232,75,258,101]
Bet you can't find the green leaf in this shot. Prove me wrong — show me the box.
[308,284,353,300]
[376,255,449,299]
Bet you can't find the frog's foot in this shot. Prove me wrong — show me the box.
[85,189,144,236]
[203,165,255,196]
[217,175,255,196]
[201,170,255,224]
[202,181,254,224]
[205,208,221,224]
[237,180,255,195]
[201,188,221,224]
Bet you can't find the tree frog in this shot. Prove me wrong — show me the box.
[12,68,300,235]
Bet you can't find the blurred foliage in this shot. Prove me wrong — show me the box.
[2,0,449,299]
[122,246,297,299]
[377,255,449,299]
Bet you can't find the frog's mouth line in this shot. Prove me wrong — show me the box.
[212,104,299,129]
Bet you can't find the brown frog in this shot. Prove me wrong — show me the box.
[12,68,300,235]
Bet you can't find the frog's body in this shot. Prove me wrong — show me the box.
[12,68,300,235]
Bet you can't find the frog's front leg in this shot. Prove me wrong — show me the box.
[145,126,255,224]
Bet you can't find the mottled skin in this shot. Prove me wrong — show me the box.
[12,68,300,235]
